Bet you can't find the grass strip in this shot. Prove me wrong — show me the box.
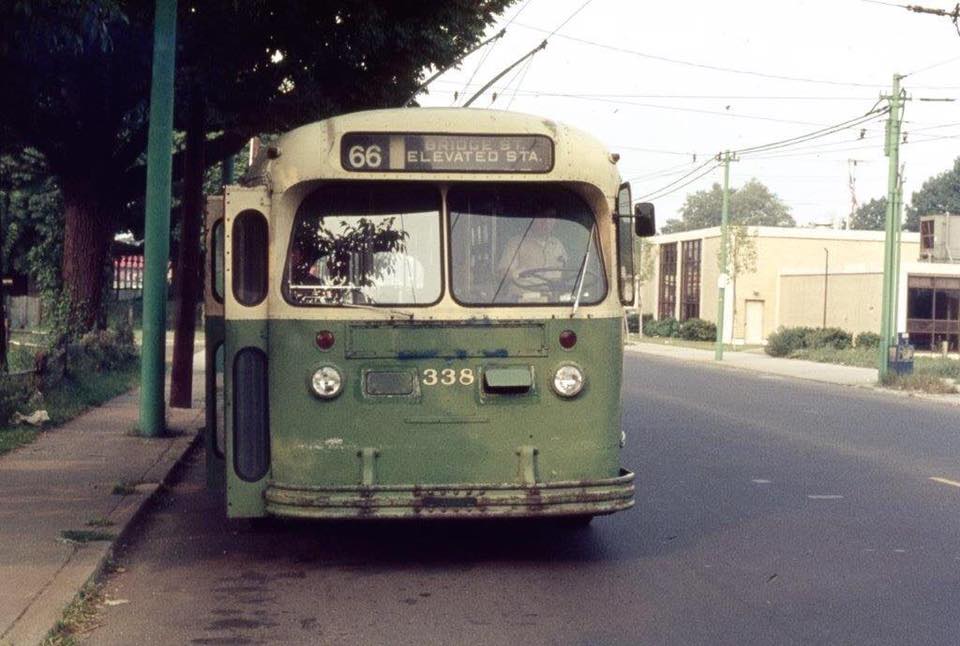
[0,362,140,456]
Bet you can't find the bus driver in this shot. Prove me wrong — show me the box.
[496,210,569,302]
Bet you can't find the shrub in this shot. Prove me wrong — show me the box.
[766,325,856,356]
[855,332,881,349]
[68,325,138,375]
[678,318,717,341]
[646,317,680,338]
[625,311,640,333]
[808,327,853,350]
[765,326,815,357]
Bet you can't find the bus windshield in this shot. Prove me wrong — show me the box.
[448,185,605,305]
[283,183,442,306]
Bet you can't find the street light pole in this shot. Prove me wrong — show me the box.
[715,151,735,361]
[878,73,904,379]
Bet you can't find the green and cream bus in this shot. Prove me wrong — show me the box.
[204,108,655,521]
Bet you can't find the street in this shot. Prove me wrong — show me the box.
[89,353,960,645]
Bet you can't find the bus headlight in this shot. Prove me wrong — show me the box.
[552,365,584,398]
[311,366,343,399]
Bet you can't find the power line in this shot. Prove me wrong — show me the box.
[733,108,889,156]
[636,159,718,201]
[513,21,888,88]
[642,164,720,202]
[905,53,960,76]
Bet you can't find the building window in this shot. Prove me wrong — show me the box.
[680,240,701,320]
[907,275,960,351]
[920,219,935,252]
[658,242,677,319]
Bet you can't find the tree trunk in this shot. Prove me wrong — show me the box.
[170,93,205,408]
[60,179,114,334]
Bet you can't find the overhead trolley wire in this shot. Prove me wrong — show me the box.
[512,22,888,88]
[513,21,960,90]
[455,0,534,104]
[462,0,594,107]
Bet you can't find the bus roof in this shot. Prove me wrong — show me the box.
[263,108,622,196]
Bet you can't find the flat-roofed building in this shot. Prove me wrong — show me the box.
[639,226,921,345]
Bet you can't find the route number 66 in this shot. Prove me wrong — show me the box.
[348,144,383,169]
[422,368,475,386]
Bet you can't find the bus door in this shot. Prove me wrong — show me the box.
[222,186,272,517]
[203,196,226,490]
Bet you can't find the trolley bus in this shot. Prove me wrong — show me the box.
[204,108,655,521]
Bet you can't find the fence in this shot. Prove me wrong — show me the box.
[113,255,145,296]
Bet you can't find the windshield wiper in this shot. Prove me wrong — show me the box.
[570,222,596,317]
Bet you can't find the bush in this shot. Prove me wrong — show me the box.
[765,326,815,357]
[625,311,640,333]
[766,325,855,356]
[68,324,138,375]
[678,318,717,341]
[855,332,881,349]
[808,327,853,350]
[645,317,680,338]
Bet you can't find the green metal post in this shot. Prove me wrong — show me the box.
[715,151,732,361]
[878,73,902,379]
[139,0,178,437]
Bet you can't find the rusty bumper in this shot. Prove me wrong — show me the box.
[264,469,634,519]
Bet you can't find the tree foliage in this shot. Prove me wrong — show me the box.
[849,197,887,231]
[662,178,795,233]
[905,157,960,232]
[0,0,516,330]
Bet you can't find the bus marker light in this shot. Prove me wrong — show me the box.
[311,366,343,399]
[552,365,584,397]
[316,330,335,350]
[559,330,577,349]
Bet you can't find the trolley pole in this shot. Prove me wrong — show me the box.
[139,0,178,437]
[878,73,904,379]
[715,151,735,361]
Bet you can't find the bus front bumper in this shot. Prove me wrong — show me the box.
[263,469,634,519]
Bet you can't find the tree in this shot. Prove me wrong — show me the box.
[0,1,516,331]
[850,197,887,231]
[905,157,960,232]
[724,224,758,339]
[661,178,795,233]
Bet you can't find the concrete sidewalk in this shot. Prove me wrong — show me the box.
[627,341,880,386]
[0,351,204,646]
[628,339,960,407]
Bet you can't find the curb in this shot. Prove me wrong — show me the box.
[1,430,201,646]
[626,343,960,408]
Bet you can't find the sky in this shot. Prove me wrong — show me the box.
[415,0,960,228]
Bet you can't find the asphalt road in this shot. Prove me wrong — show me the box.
[89,355,960,645]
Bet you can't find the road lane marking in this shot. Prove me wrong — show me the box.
[751,479,772,484]
[807,494,844,500]
[929,477,960,488]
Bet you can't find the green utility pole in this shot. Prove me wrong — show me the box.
[139,0,178,437]
[715,151,736,361]
[878,73,905,379]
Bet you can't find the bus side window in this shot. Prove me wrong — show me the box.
[232,210,268,306]
[212,219,224,302]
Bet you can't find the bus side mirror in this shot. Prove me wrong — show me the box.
[635,203,656,237]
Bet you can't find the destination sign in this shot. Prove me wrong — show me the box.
[340,133,553,173]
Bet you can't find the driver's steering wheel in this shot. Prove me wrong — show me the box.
[515,267,598,295]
